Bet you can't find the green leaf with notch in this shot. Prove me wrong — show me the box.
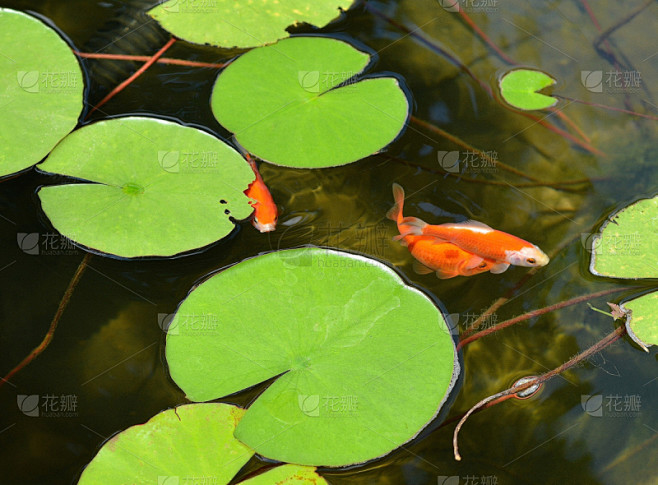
[38,117,254,258]
[498,68,557,110]
[211,37,409,168]
[165,248,459,466]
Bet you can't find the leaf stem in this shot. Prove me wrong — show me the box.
[457,286,637,350]
[86,37,177,118]
[453,324,627,460]
[0,253,91,390]
[74,50,228,69]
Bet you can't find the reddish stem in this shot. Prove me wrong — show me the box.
[456,8,516,65]
[74,50,227,69]
[453,324,627,460]
[409,116,542,182]
[1,253,91,389]
[521,111,606,157]
[86,37,177,118]
[457,286,637,350]
[554,95,658,121]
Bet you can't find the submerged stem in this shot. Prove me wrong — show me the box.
[0,253,91,389]
[453,324,627,460]
[457,286,637,350]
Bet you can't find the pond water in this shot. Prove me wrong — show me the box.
[0,0,656,483]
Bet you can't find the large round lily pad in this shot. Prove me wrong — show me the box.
[589,196,658,279]
[166,248,459,466]
[37,117,255,258]
[148,0,355,48]
[0,8,83,177]
[211,37,410,168]
[622,292,658,351]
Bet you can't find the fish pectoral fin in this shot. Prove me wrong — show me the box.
[435,269,459,279]
[463,255,485,270]
[412,260,435,275]
[489,262,510,274]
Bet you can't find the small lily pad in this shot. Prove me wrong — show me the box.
[589,196,658,279]
[239,464,328,484]
[498,68,557,110]
[77,404,253,484]
[622,292,658,351]
[166,248,459,466]
[37,117,254,258]
[211,37,409,168]
[0,8,83,177]
[148,0,355,48]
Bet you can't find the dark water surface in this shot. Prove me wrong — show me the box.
[1,0,657,483]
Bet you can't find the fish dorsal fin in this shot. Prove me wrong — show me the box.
[441,219,493,234]
[463,219,493,230]
[412,260,435,275]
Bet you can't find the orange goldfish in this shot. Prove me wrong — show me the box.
[244,154,277,232]
[398,196,549,271]
[387,183,496,279]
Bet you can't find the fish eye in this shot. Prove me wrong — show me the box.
[478,262,487,269]
[526,258,536,264]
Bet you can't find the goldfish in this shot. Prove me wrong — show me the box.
[244,154,277,232]
[397,193,549,270]
[387,183,497,279]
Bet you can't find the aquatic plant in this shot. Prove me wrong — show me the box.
[0,1,656,482]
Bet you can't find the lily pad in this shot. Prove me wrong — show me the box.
[239,464,328,484]
[148,0,355,48]
[38,117,254,258]
[589,196,658,279]
[166,248,459,466]
[211,36,409,168]
[498,68,557,110]
[0,8,83,177]
[78,404,253,484]
[622,292,658,351]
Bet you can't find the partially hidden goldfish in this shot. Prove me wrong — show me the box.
[387,183,497,279]
[244,154,277,232]
[397,194,549,270]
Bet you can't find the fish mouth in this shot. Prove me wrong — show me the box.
[254,222,277,232]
